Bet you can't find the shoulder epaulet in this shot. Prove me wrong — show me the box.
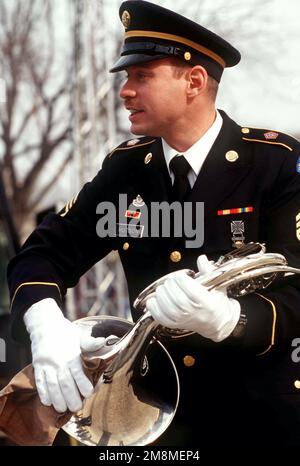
[240,126,300,152]
[108,136,157,158]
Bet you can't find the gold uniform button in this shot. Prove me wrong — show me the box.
[144,152,152,164]
[183,355,195,367]
[123,242,130,250]
[225,150,239,162]
[294,380,300,389]
[241,127,250,134]
[170,251,181,262]
[184,51,191,61]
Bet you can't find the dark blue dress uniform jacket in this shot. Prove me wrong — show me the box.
[7,111,300,447]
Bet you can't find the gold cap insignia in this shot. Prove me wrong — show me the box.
[225,150,239,162]
[121,10,131,28]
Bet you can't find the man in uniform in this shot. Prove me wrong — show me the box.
[7,0,300,448]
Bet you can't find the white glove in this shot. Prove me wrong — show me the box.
[24,298,106,413]
[146,255,241,342]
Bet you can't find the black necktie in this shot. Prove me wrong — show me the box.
[169,155,191,202]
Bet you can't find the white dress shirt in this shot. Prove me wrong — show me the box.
[162,110,223,188]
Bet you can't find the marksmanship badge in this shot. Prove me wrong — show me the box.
[231,220,245,248]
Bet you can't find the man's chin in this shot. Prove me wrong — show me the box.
[130,124,159,137]
[130,124,147,136]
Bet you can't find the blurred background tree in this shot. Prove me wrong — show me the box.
[0,0,74,239]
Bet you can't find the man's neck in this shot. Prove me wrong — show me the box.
[162,107,217,152]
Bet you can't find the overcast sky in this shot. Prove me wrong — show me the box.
[104,0,300,137]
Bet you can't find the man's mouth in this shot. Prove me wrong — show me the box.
[128,108,144,121]
[127,108,143,115]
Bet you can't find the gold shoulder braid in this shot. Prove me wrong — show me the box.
[240,126,300,152]
[108,137,157,158]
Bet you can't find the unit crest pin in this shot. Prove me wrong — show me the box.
[133,195,145,207]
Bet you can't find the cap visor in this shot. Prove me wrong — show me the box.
[109,53,168,72]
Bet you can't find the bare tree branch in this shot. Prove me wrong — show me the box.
[0,0,73,236]
[13,143,43,158]
[22,126,71,195]
[29,148,74,212]
[13,101,42,143]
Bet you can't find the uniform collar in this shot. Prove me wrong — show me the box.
[162,109,223,177]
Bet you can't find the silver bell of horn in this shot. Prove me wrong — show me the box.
[62,242,300,445]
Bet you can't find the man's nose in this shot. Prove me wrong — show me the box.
[119,82,136,99]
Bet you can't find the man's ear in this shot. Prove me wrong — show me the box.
[186,65,208,97]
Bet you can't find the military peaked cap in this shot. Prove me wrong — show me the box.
[110,0,241,82]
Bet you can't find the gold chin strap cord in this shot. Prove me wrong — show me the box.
[124,30,226,68]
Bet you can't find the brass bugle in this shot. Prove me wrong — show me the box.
[62,243,300,445]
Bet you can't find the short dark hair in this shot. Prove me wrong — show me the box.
[172,60,219,101]
[207,76,219,101]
